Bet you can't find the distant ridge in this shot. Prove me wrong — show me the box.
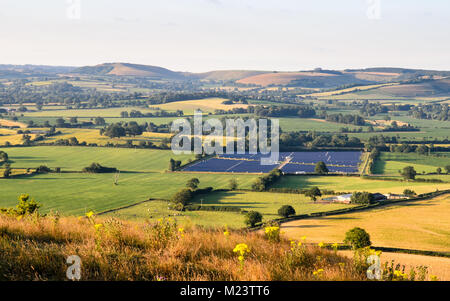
[71,63,185,79]
[1,63,448,89]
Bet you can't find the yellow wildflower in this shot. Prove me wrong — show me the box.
[86,211,94,218]
[178,227,185,238]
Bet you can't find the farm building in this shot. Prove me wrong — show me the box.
[371,193,387,201]
[323,192,388,204]
[323,193,353,204]
[383,193,409,200]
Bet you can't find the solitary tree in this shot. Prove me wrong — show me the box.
[305,186,322,202]
[315,161,329,174]
[400,166,417,180]
[186,178,200,190]
[344,227,371,249]
[278,205,296,218]
[403,189,416,196]
[0,151,8,162]
[436,167,442,174]
[244,211,262,227]
[229,178,238,190]
[3,163,11,178]
[169,158,175,171]
[171,188,192,206]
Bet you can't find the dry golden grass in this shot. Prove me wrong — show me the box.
[0,214,365,281]
[149,97,248,113]
[307,83,398,97]
[0,133,37,145]
[339,251,450,281]
[236,72,336,86]
[0,119,27,128]
[281,194,450,252]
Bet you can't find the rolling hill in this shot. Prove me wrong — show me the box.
[2,63,449,91]
[71,63,186,79]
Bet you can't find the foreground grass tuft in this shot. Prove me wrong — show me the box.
[0,213,370,281]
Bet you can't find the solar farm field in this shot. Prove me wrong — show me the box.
[183,151,363,174]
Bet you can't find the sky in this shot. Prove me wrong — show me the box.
[0,0,449,72]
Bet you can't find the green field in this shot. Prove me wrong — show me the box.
[272,175,450,194]
[373,152,450,175]
[0,172,258,216]
[3,146,192,171]
[105,190,356,228]
[278,118,367,132]
[0,146,261,215]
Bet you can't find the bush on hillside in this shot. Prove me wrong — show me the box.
[278,205,296,218]
[344,227,371,249]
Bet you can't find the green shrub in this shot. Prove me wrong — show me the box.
[245,211,262,227]
[344,227,371,249]
[278,205,296,218]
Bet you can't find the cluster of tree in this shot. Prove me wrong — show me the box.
[359,102,389,116]
[367,148,380,174]
[381,121,419,132]
[389,144,430,154]
[82,162,117,173]
[253,105,316,118]
[322,113,366,126]
[145,91,230,105]
[350,192,375,204]
[339,127,365,133]
[364,135,398,151]
[53,118,94,128]
[251,169,283,191]
[280,132,363,148]
[408,104,449,121]
[0,81,133,108]
[120,109,183,118]
[213,104,316,118]
[100,122,144,138]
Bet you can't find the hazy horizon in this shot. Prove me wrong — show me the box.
[1,0,449,72]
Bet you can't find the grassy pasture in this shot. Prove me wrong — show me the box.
[0,146,260,215]
[272,175,450,194]
[105,190,357,228]
[0,172,258,215]
[45,128,172,146]
[278,118,366,132]
[281,194,450,253]
[2,146,191,172]
[373,152,450,175]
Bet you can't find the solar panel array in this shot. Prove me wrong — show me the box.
[183,151,362,174]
